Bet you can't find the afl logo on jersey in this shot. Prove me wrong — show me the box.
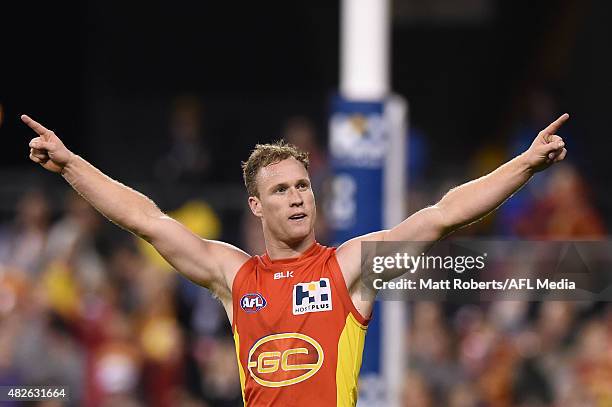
[247,333,324,387]
[240,293,267,313]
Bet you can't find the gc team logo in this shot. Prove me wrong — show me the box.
[240,293,267,313]
[293,278,332,315]
[247,333,324,387]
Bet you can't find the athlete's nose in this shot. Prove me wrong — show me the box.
[288,187,304,207]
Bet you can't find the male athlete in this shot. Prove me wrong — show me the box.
[22,113,568,406]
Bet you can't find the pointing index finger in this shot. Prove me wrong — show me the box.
[21,114,51,138]
[542,113,570,136]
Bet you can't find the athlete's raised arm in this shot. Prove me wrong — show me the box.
[336,114,569,307]
[22,114,249,299]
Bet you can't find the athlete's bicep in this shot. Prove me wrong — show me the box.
[385,205,447,242]
[335,231,387,291]
[145,215,249,295]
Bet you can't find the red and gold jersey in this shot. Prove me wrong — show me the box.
[232,242,369,406]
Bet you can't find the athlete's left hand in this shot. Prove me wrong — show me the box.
[522,113,569,173]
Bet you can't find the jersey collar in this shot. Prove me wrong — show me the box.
[260,241,322,268]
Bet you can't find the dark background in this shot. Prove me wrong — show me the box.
[1,2,611,405]
[1,0,610,225]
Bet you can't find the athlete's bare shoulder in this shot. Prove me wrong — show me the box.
[145,214,250,301]
[335,230,387,291]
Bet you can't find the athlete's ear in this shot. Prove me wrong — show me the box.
[248,196,263,218]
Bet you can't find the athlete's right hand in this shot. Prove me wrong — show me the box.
[22,114,74,173]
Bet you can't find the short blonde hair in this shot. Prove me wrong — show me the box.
[242,140,309,197]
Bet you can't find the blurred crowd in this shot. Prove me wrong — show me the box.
[402,90,611,407]
[0,188,240,407]
[0,93,610,407]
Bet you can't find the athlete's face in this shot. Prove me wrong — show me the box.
[248,158,316,245]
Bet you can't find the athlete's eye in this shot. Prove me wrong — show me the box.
[297,182,310,190]
[275,186,287,193]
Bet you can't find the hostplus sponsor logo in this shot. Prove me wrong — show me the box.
[292,278,332,315]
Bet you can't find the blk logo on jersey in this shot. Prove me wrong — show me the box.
[274,270,294,280]
[293,278,332,315]
[241,293,267,313]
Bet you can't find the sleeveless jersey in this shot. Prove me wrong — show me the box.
[231,242,370,406]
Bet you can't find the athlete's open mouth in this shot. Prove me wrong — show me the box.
[289,213,307,220]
